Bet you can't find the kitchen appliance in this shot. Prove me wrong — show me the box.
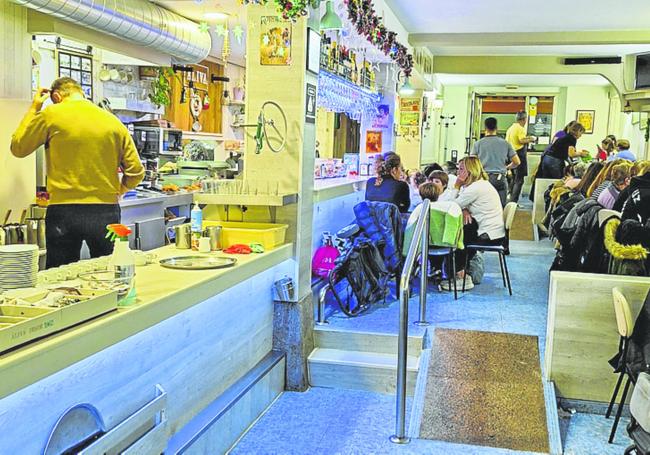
[133,127,183,157]
[132,127,183,187]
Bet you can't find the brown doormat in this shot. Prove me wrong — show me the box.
[510,210,535,241]
[419,329,550,453]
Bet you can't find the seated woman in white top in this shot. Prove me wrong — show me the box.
[444,156,506,290]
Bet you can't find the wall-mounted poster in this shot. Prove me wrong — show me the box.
[372,104,390,129]
[400,112,420,126]
[366,131,383,154]
[260,16,292,66]
[400,98,421,112]
[576,110,595,134]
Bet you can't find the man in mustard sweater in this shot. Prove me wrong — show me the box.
[11,77,144,268]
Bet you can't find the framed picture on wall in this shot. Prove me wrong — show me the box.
[306,28,321,75]
[576,110,595,134]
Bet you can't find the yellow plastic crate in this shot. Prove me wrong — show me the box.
[203,221,288,250]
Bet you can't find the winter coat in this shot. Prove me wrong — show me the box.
[621,171,650,225]
[604,218,648,276]
[353,201,404,274]
[570,199,603,251]
[610,289,650,378]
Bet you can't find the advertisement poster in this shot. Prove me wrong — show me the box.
[366,131,383,154]
[400,98,421,112]
[260,16,292,65]
[372,104,391,129]
[576,110,595,134]
[400,112,420,126]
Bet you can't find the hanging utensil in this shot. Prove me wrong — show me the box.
[179,70,187,104]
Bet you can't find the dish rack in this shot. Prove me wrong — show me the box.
[0,289,118,354]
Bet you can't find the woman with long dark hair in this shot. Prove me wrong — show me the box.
[540,122,589,179]
[365,153,410,213]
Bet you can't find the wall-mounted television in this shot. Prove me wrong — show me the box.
[636,54,650,90]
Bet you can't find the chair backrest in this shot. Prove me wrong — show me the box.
[598,209,621,228]
[612,287,635,338]
[503,202,518,231]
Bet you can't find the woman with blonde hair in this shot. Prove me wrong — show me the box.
[540,122,590,179]
[597,162,633,209]
[444,156,506,290]
[587,159,624,199]
[613,160,650,211]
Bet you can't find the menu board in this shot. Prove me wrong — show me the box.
[58,51,93,99]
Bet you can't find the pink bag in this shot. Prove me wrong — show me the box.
[312,245,340,279]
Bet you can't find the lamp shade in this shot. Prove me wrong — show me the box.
[321,1,343,31]
[399,78,415,96]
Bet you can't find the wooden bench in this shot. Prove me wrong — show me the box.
[545,271,650,402]
[531,178,556,241]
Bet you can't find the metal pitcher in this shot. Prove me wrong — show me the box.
[25,218,46,248]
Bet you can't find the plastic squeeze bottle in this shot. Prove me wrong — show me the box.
[190,203,203,250]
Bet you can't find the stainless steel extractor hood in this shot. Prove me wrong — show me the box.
[12,0,212,64]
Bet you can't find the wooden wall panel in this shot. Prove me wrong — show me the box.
[164,60,224,134]
[0,1,31,99]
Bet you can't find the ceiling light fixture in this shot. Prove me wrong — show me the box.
[203,12,230,20]
[399,78,415,96]
[320,1,343,31]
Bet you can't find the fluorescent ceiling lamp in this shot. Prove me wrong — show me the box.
[204,12,230,20]
[399,78,415,96]
[320,1,343,31]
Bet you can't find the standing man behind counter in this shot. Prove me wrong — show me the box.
[471,117,521,206]
[11,77,144,268]
[505,111,536,204]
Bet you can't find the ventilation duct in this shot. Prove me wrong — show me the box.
[13,0,212,64]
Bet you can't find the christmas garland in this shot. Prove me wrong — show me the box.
[344,0,413,76]
[239,0,311,21]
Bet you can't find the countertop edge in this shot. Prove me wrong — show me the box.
[313,177,369,203]
[0,244,293,400]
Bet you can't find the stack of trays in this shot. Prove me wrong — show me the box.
[0,244,39,291]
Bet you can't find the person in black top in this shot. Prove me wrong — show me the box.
[366,153,410,213]
[540,122,589,179]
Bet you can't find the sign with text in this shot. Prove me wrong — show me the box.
[305,83,317,123]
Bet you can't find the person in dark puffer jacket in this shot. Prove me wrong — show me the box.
[621,170,650,227]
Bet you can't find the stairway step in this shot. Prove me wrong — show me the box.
[308,348,419,395]
[314,328,423,355]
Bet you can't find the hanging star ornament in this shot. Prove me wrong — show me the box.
[232,25,244,44]
[214,24,228,37]
[198,21,210,33]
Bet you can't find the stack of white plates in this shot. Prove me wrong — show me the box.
[0,244,39,291]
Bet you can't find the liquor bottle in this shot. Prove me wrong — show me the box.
[331,41,338,73]
[351,51,358,85]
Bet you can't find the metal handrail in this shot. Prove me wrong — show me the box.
[390,199,430,444]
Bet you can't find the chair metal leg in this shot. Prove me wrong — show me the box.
[451,251,457,300]
[462,250,470,293]
[497,251,507,287]
[501,252,513,296]
[609,376,632,444]
[606,370,626,419]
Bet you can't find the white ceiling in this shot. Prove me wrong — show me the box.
[384,0,650,34]
[436,73,612,87]
[430,44,650,57]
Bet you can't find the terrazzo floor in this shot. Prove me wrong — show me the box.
[232,239,633,454]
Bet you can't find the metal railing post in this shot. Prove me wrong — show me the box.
[415,208,430,327]
[316,284,330,326]
[391,199,430,444]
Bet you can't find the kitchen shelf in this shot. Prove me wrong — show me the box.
[106,97,164,115]
[225,100,246,107]
[194,193,298,207]
[182,131,225,142]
